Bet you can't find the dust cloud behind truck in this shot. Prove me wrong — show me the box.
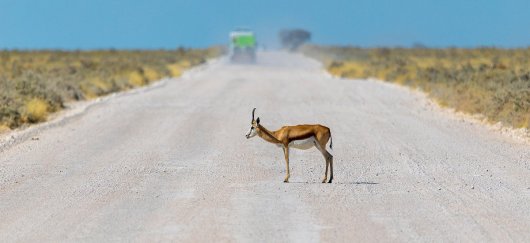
[229,28,257,63]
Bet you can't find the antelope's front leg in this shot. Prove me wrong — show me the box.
[283,146,290,183]
[322,159,329,183]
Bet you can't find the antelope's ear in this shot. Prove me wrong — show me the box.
[256,117,260,124]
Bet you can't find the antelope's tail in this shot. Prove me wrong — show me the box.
[329,131,333,150]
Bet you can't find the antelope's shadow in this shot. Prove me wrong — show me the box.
[287,181,378,185]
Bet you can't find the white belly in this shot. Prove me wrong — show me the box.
[288,137,316,150]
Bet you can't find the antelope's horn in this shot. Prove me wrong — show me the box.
[252,108,256,121]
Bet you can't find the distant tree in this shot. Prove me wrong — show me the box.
[279,29,311,51]
[412,42,427,49]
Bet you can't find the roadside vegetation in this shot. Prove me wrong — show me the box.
[0,47,222,131]
[301,45,530,129]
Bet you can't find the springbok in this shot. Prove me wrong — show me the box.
[245,108,334,183]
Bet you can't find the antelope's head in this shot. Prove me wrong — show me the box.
[245,108,260,139]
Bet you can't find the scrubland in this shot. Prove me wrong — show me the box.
[301,45,530,129]
[0,47,222,131]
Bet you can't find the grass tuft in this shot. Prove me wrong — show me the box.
[24,98,48,123]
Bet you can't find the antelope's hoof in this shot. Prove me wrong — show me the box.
[283,178,289,183]
[328,179,333,183]
[322,179,327,183]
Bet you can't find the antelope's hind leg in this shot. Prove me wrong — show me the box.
[322,159,329,183]
[315,141,330,183]
[327,152,333,183]
[321,135,333,183]
[283,147,290,183]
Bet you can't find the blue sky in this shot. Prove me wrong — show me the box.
[1,0,529,49]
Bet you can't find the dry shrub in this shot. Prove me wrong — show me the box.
[128,70,146,87]
[24,98,48,123]
[166,64,182,77]
[143,67,161,82]
[0,124,10,133]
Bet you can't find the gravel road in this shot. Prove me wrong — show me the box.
[1,52,529,242]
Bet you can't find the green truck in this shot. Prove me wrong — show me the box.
[229,28,256,63]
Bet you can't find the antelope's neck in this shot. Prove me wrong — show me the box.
[258,125,281,144]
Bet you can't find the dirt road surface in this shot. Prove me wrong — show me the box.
[1,52,529,242]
